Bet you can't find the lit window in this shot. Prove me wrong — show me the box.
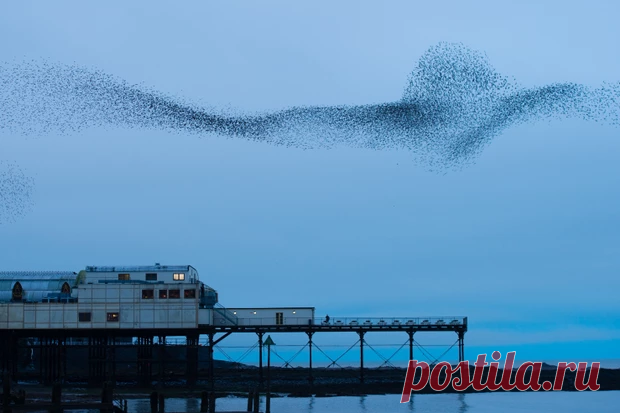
[78,312,91,322]
[107,312,119,322]
[118,274,130,281]
[173,273,185,281]
[145,273,157,281]
[159,290,168,299]
[184,289,196,299]
[142,289,154,299]
[169,289,180,299]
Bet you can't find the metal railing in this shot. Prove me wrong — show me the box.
[313,316,466,327]
[213,303,239,326]
[213,316,466,327]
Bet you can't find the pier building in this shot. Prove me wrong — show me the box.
[0,264,467,387]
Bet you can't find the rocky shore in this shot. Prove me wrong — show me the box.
[12,363,620,398]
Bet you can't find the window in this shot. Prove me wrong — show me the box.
[107,312,119,322]
[276,312,284,325]
[145,273,157,281]
[78,312,91,322]
[169,289,180,299]
[12,282,23,301]
[184,289,196,299]
[142,289,154,299]
[118,274,130,281]
[173,273,185,281]
[159,290,168,299]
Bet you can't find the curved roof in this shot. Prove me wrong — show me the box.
[0,271,77,280]
[0,271,77,302]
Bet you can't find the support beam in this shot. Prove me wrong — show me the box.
[186,333,199,387]
[9,333,18,381]
[158,335,166,386]
[457,331,465,363]
[306,331,314,386]
[62,336,68,382]
[136,336,154,387]
[107,336,116,384]
[408,330,414,361]
[0,333,7,375]
[208,332,215,394]
[257,331,264,388]
[358,331,365,384]
[89,335,108,386]
[213,332,232,346]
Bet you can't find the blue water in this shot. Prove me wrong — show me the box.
[121,392,619,412]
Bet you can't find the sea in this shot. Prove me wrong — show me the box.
[117,392,619,413]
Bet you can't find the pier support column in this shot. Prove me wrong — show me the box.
[136,336,154,387]
[358,331,365,384]
[256,331,264,388]
[89,335,108,386]
[0,333,18,379]
[107,336,116,384]
[407,331,415,361]
[306,331,314,386]
[186,333,199,387]
[158,336,166,385]
[457,331,465,363]
[207,332,215,394]
[39,336,66,384]
[11,334,18,381]
[61,336,67,381]
[0,333,7,375]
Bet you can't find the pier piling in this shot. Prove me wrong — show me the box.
[246,390,253,411]
[358,331,365,384]
[157,392,164,413]
[149,391,158,413]
[252,390,259,413]
[200,391,208,412]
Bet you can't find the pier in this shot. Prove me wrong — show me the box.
[0,265,468,408]
[0,316,467,387]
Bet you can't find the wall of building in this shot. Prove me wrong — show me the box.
[77,283,199,303]
[225,307,315,326]
[84,265,199,284]
[0,266,317,330]
[0,279,208,330]
[0,303,211,329]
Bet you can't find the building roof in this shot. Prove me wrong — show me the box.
[0,271,77,280]
[85,265,194,272]
[0,271,78,302]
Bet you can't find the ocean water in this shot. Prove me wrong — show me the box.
[120,392,620,413]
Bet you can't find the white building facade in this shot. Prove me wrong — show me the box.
[0,265,315,330]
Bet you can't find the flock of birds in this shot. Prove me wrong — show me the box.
[1,42,619,223]
[0,161,34,224]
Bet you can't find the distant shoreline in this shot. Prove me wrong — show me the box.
[10,364,620,399]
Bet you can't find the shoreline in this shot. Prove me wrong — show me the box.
[9,365,620,399]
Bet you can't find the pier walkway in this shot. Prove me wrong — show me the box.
[0,316,467,388]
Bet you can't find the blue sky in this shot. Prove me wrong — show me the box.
[1,1,619,364]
